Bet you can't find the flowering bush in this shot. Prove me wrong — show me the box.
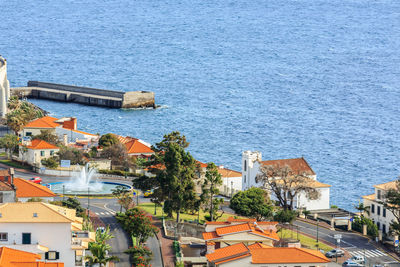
[125,245,152,267]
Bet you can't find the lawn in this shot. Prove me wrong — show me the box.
[279,228,333,252]
[138,202,240,223]
[0,159,31,170]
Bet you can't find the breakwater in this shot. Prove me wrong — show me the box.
[12,81,155,109]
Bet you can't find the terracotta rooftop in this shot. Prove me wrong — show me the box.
[13,178,56,198]
[215,222,252,236]
[206,217,278,226]
[115,135,136,144]
[25,139,59,150]
[72,129,97,136]
[203,222,279,241]
[251,247,330,264]
[0,246,64,266]
[374,180,398,191]
[218,167,241,178]
[24,116,60,129]
[202,231,219,240]
[206,243,250,264]
[125,139,154,154]
[260,157,315,175]
[248,242,272,249]
[362,193,375,201]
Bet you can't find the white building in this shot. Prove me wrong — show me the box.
[241,151,330,211]
[0,202,95,267]
[19,139,60,167]
[363,180,398,238]
[0,56,10,118]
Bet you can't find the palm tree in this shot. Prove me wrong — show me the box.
[85,242,119,267]
[355,202,370,217]
[95,226,114,244]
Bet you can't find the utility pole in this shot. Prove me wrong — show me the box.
[62,185,65,201]
[87,187,90,217]
[316,219,319,249]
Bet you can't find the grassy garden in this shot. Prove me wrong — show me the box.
[0,159,31,170]
[279,228,333,252]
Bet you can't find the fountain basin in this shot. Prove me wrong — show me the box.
[48,181,132,196]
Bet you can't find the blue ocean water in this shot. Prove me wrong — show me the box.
[2,0,400,210]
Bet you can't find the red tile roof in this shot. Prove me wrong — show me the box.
[248,242,272,249]
[202,231,219,240]
[0,246,64,266]
[115,135,136,144]
[13,178,56,198]
[25,139,59,150]
[206,243,250,263]
[24,116,60,129]
[260,157,315,175]
[215,223,251,236]
[218,167,241,178]
[251,247,330,264]
[206,218,278,226]
[125,139,154,154]
[203,223,279,241]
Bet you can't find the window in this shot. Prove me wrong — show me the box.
[40,151,45,156]
[22,233,31,244]
[383,208,386,217]
[383,224,386,234]
[244,175,246,183]
[377,222,380,230]
[244,160,247,172]
[26,132,32,136]
[377,206,381,216]
[371,204,375,213]
[50,150,54,156]
[0,192,3,203]
[45,251,60,260]
[0,233,7,241]
[377,190,381,200]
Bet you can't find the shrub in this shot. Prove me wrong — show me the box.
[41,157,59,169]
[273,209,297,223]
[98,169,138,177]
[352,216,378,237]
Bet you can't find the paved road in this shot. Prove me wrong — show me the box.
[294,220,400,266]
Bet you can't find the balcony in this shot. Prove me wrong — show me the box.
[71,239,88,250]
[72,231,95,242]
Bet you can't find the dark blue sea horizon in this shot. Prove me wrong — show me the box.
[2,0,400,210]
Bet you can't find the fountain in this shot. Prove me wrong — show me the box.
[48,164,132,196]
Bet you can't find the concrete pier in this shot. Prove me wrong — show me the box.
[12,81,155,109]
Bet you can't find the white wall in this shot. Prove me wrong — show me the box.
[0,57,10,118]
[216,255,328,267]
[0,222,77,267]
[18,197,55,202]
[296,187,330,210]
[55,127,97,143]
[19,148,59,167]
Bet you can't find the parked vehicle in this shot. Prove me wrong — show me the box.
[350,255,365,264]
[144,190,153,197]
[29,177,42,184]
[325,249,345,258]
[342,260,363,267]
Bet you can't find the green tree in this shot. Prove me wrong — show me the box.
[0,134,19,159]
[95,226,114,244]
[355,201,370,217]
[99,133,119,148]
[116,208,158,245]
[229,187,273,220]
[85,242,119,267]
[57,146,85,165]
[41,156,59,169]
[124,245,152,267]
[274,209,297,223]
[200,162,223,221]
[112,185,131,212]
[383,179,400,236]
[100,143,131,169]
[32,130,59,145]
[6,97,43,134]
[352,216,378,237]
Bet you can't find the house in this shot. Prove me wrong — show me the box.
[13,178,56,202]
[20,116,99,144]
[362,180,398,238]
[19,139,60,167]
[206,242,330,267]
[0,202,95,267]
[195,161,242,195]
[241,151,330,210]
[0,246,64,266]
[124,138,154,157]
[202,222,280,250]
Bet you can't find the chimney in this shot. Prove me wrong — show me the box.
[9,168,14,185]
[62,117,77,130]
[219,165,224,169]
[63,134,68,145]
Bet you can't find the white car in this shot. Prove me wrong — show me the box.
[350,255,365,264]
[342,260,363,267]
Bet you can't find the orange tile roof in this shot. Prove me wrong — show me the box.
[25,139,59,150]
[249,227,280,240]
[72,129,97,136]
[202,231,219,241]
[196,161,208,168]
[115,135,136,144]
[374,180,398,191]
[248,242,272,249]
[125,139,154,154]
[206,243,250,263]
[251,247,330,264]
[205,221,231,225]
[218,168,241,178]
[24,116,60,129]
[0,181,14,191]
[13,178,56,198]
[260,157,315,175]
[215,223,251,236]
[0,246,64,267]
[362,193,375,201]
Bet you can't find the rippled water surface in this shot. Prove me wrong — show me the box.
[2,0,400,210]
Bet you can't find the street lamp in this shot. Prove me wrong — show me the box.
[316,219,319,249]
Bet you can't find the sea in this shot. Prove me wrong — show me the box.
[2,0,400,211]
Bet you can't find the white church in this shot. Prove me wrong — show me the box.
[242,151,331,211]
